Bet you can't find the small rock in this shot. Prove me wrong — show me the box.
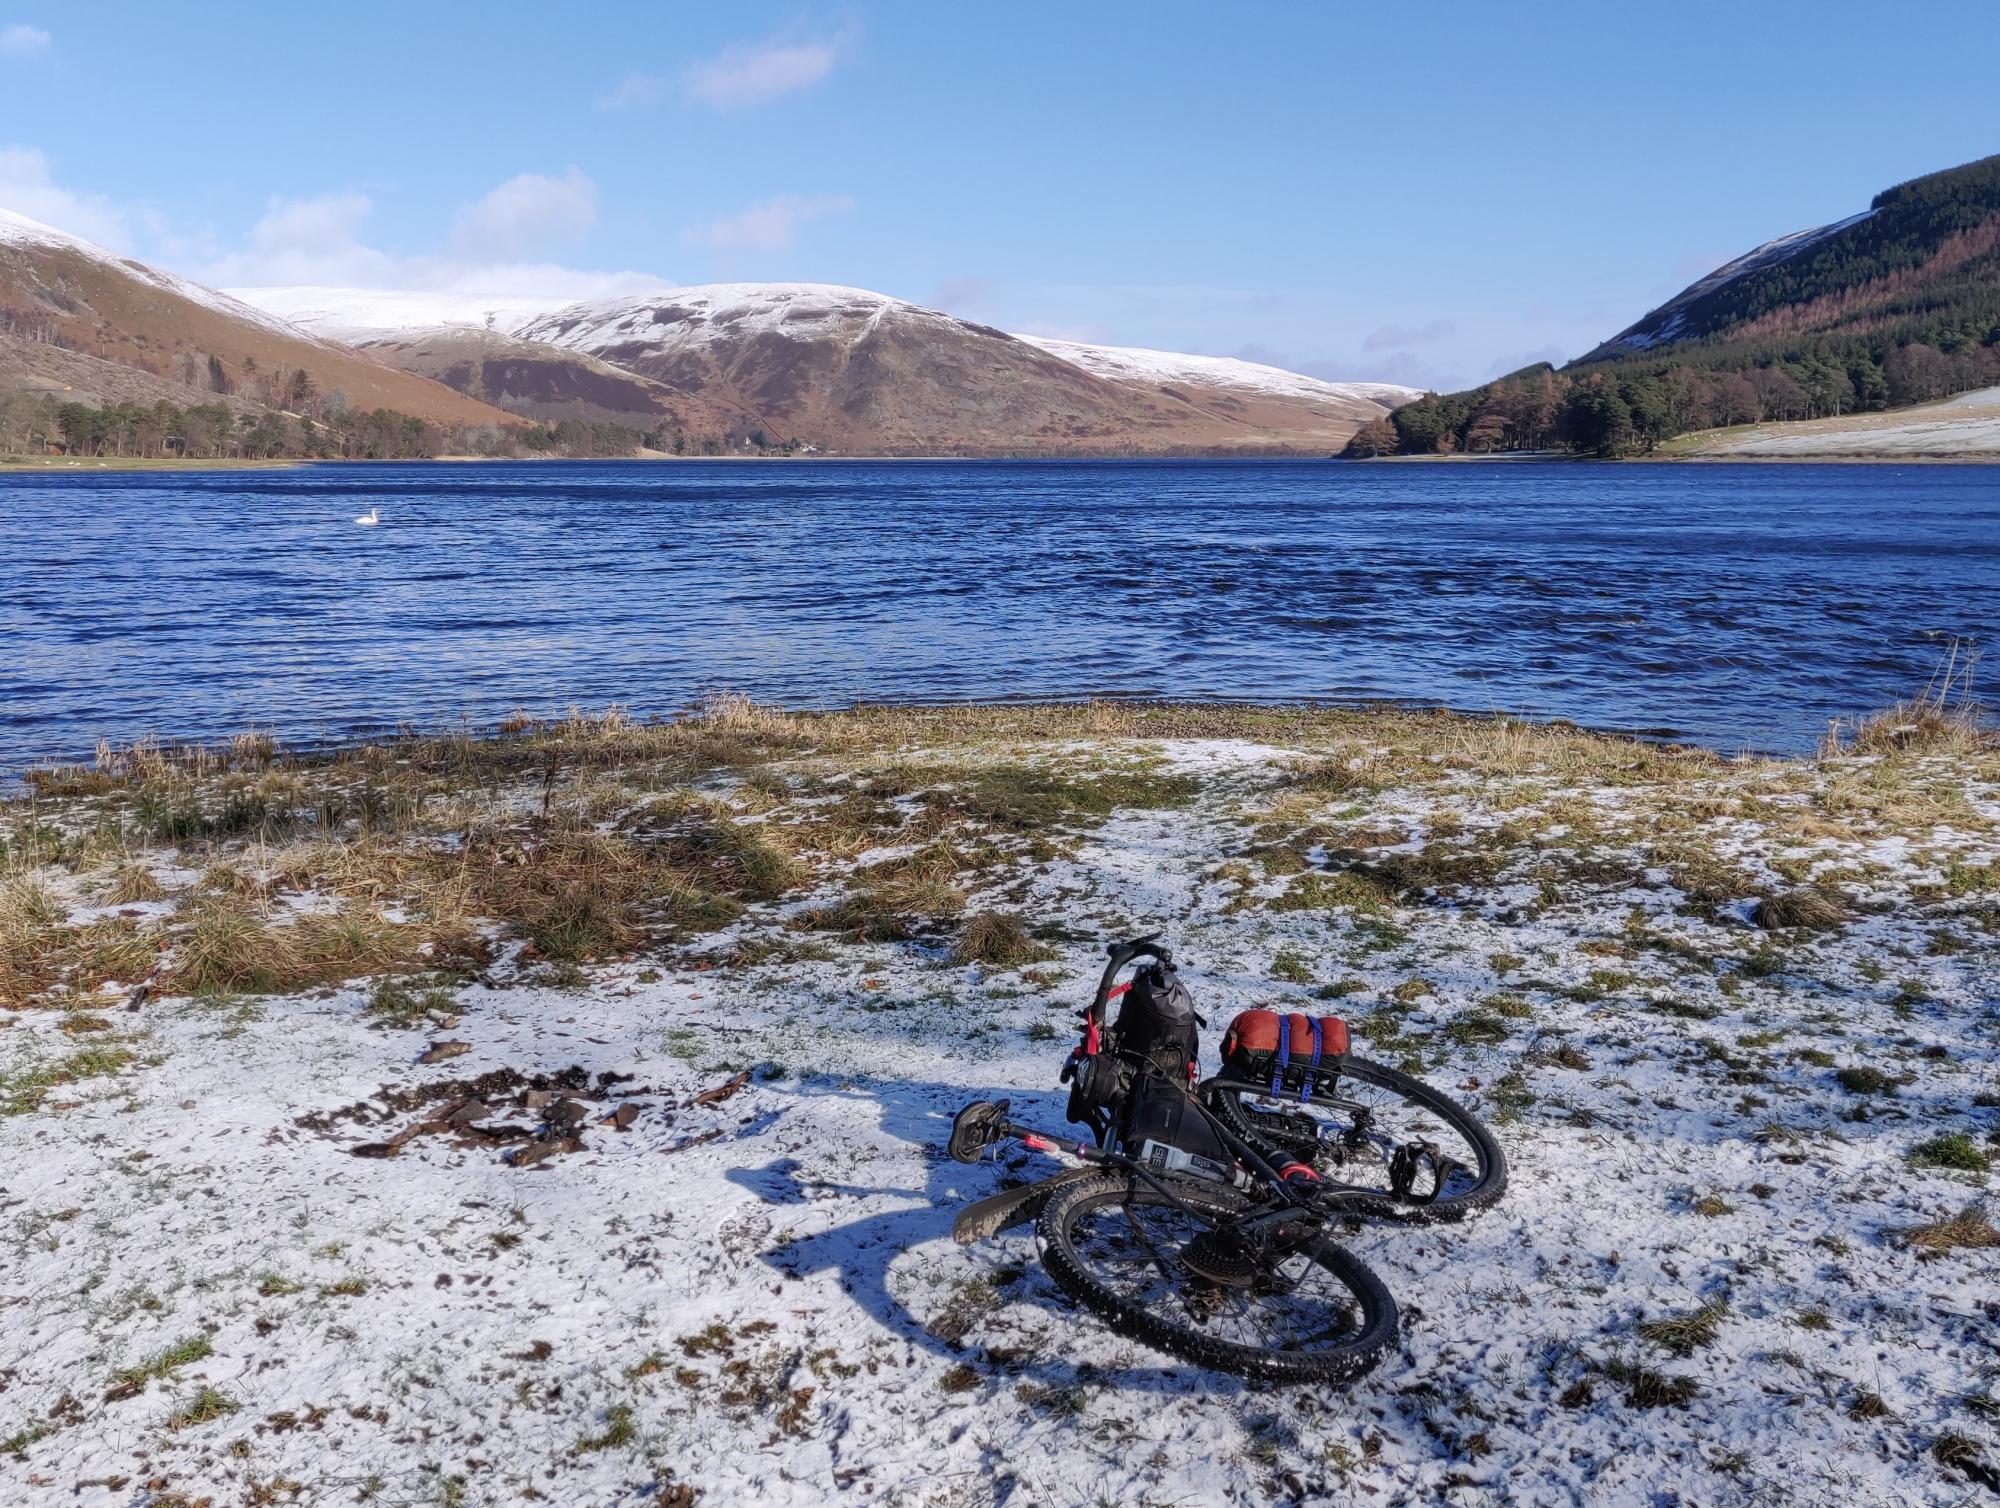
[511,1136,583,1169]
[604,1103,642,1131]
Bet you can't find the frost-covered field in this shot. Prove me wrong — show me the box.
[2,703,1996,1507]
[1684,391,2000,458]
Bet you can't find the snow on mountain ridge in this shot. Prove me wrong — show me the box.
[1019,335,1422,407]
[229,280,1409,405]
[226,286,566,342]
[0,207,328,344]
[1603,208,1879,353]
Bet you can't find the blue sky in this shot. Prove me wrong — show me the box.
[2,0,1996,390]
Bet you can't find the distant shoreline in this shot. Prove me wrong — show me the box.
[7,449,2000,474]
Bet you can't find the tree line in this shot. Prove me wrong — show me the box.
[1352,336,2000,459]
[1354,152,2000,458]
[0,393,664,461]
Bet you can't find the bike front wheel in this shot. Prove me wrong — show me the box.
[1201,1056,1506,1223]
[1035,1173,1397,1385]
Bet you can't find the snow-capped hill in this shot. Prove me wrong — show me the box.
[0,207,324,343]
[1596,209,1880,355]
[0,207,521,427]
[514,282,963,353]
[229,286,578,342]
[227,278,1408,453]
[1018,335,1422,407]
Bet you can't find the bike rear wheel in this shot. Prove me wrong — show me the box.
[1035,1173,1397,1385]
[1202,1056,1506,1222]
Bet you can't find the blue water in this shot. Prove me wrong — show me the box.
[2,459,1995,769]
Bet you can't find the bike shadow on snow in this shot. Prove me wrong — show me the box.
[720,1067,1274,1401]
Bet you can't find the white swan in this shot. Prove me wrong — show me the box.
[354,507,380,527]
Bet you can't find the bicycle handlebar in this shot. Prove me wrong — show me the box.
[1088,934,1171,1026]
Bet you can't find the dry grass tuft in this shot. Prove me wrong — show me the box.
[171,900,306,993]
[953,911,1052,967]
[1751,886,1847,931]
[1892,1207,1999,1252]
[1636,1297,1729,1356]
[101,863,167,905]
[0,878,72,1006]
[1825,642,1991,758]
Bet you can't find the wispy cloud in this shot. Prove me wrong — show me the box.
[683,193,853,252]
[2,147,666,303]
[685,32,844,110]
[0,144,130,246]
[200,190,398,286]
[1361,318,1457,351]
[595,72,667,112]
[451,168,596,255]
[0,23,50,60]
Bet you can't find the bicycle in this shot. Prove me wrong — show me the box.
[946,936,1506,1384]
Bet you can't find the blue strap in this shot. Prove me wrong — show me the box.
[1300,1017,1323,1104]
[1270,1018,1290,1097]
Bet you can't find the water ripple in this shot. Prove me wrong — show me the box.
[1,458,1995,767]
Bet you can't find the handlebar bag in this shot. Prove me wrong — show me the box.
[1220,1009,1350,1099]
[1111,962,1202,1080]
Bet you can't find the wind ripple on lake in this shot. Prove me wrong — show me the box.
[1,458,1994,765]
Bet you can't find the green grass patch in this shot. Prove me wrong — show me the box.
[2,1045,140,1115]
[112,1334,212,1391]
[1908,1133,1990,1173]
[167,1385,238,1430]
[575,1403,636,1453]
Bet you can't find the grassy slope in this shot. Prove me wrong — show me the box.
[0,241,521,429]
[2,700,1996,1503]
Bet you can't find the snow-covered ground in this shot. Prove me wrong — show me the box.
[3,718,1996,1506]
[1686,394,2000,458]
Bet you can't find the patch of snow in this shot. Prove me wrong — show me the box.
[226,279,1405,399]
[1699,409,2000,457]
[1019,335,1423,407]
[1603,208,1878,353]
[1935,383,2000,411]
[227,286,575,342]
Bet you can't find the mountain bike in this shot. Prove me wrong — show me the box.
[946,937,1505,1384]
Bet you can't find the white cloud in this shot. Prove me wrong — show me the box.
[451,168,595,255]
[683,193,853,252]
[200,190,398,286]
[197,188,665,305]
[595,72,667,112]
[1,148,670,305]
[686,35,840,110]
[0,23,50,59]
[0,144,131,247]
